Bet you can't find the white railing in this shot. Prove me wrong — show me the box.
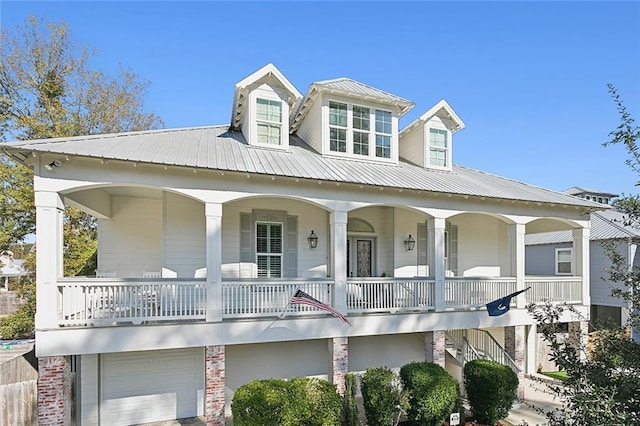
[222,279,333,319]
[445,277,517,309]
[446,329,521,373]
[346,278,435,313]
[526,276,583,304]
[58,278,206,325]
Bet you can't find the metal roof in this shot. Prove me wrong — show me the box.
[312,78,414,108]
[1,125,604,208]
[526,209,640,245]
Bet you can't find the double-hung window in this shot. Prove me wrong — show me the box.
[555,248,572,275]
[256,222,282,277]
[256,98,282,145]
[329,101,348,153]
[375,110,392,158]
[429,128,448,167]
[353,105,370,156]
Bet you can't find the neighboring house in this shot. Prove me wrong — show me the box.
[526,190,640,342]
[0,250,26,292]
[0,64,605,426]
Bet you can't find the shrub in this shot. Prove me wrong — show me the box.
[464,359,518,425]
[360,367,405,426]
[232,377,342,426]
[344,372,359,426]
[399,362,458,426]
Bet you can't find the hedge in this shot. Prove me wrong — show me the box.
[464,359,518,425]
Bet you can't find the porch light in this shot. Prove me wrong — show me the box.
[307,230,318,249]
[404,234,416,251]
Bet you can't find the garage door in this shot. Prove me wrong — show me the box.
[101,348,204,425]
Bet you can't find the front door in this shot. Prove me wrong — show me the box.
[347,238,374,277]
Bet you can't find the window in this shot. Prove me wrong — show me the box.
[555,248,572,275]
[329,101,347,152]
[256,222,282,277]
[327,100,394,159]
[429,128,448,167]
[256,98,282,145]
[375,110,392,158]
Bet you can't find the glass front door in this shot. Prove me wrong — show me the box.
[347,238,374,277]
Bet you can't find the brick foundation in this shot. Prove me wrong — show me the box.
[425,330,446,367]
[38,356,73,425]
[205,345,226,426]
[330,337,348,396]
[505,326,525,400]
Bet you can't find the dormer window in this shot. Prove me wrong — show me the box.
[327,100,396,161]
[428,128,449,168]
[256,98,282,145]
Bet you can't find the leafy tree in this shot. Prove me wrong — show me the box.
[0,15,162,338]
[528,85,640,425]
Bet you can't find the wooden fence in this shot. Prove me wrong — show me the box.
[0,380,37,426]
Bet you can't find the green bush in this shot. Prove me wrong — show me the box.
[231,377,342,426]
[360,367,404,426]
[399,362,458,426]
[464,359,518,425]
[0,294,35,339]
[344,372,359,426]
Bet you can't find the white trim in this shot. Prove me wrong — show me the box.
[400,99,465,137]
[555,247,573,275]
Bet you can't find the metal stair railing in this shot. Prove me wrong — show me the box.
[445,329,522,374]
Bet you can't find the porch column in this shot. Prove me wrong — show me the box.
[573,226,590,306]
[505,326,525,401]
[428,218,446,312]
[568,321,589,361]
[35,191,64,329]
[508,223,526,308]
[425,330,446,367]
[329,337,348,396]
[38,355,73,425]
[206,203,223,322]
[331,211,348,314]
[205,345,226,425]
[525,324,538,376]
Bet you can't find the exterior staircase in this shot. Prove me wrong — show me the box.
[445,329,521,374]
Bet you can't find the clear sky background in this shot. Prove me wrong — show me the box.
[2,1,639,196]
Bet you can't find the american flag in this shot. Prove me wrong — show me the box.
[290,289,351,325]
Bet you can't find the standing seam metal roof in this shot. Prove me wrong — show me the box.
[0,125,604,208]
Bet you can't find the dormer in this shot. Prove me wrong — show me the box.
[230,64,302,150]
[291,78,414,163]
[399,100,465,171]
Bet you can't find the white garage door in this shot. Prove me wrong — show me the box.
[101,348,204,425]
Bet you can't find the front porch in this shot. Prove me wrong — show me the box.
[56,276,583,326]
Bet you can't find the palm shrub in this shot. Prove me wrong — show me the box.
[464,359,518,425]
[360,366,405,425]
[399,362,458,426]
[344,372,359,426]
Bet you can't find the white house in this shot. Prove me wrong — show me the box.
[0,64,604,425]
[526,188,639,342]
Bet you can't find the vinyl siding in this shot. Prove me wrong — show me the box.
[452,214,509,277]
[295,96,323,153]
[399,122,425,167]
[79,354,99,426]
[163,193,206,278]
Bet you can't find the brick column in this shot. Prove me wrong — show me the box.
[206,345,226,426]
[330,337,348,396]
[568,321,589,361]
[505,326,525,401]
[38,356,73,425]
[425,330,446,367]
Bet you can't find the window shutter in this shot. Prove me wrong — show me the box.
[240,213,253,263]
[284,215,298,278]
[417,223,428,276]
[449,224,458,276]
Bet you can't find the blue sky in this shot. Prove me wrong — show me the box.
[2,1,640,196]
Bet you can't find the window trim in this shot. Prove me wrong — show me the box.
[555,247,573,275]
[256,221,284,278]
[427,127,450,170]
[256,98,283,146]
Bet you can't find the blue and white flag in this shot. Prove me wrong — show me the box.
[486,287,530,316]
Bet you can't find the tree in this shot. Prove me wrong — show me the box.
[528,85,640,425]
[0,15,162,338]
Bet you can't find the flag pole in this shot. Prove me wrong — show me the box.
[279,288,297,319]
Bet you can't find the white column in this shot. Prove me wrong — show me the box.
[35,191,64,330]
[428,217,446,312]
[331,211,348,314]
[573,226,590,306]
[509,223,526,308]
[205,203,223,322]
[525,324,537,376]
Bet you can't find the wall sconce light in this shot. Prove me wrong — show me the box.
[44,160,62,171]
[307,230,318,249]
[404,234,416,251]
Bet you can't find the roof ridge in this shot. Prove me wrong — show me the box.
[313,77,413,104]
[593,210,640,237]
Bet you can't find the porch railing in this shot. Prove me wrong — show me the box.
[57,278,206,326]
[346,278,435,313]
[444,277,517,309]
[525,276,583,304]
